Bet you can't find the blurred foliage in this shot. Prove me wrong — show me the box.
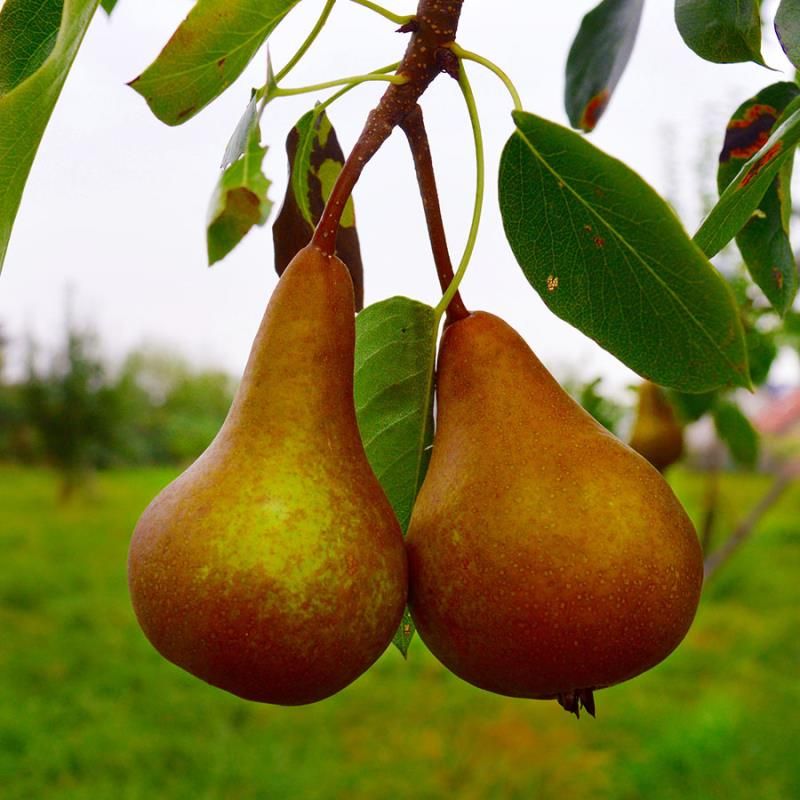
[0,320,234,494]
[563,376,626,436]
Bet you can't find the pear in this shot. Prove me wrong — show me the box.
[128,244,407,705]
[629,380,685,472]
[406,312,703,715]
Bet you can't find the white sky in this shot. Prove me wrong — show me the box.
[1,0,797,390]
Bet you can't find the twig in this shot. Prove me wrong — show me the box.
[312,0,464,253]
[400,105,468,323]
[703,467,797,581]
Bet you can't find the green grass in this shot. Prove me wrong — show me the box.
[1,465,798,799]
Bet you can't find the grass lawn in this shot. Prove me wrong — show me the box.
[1,465,798,799]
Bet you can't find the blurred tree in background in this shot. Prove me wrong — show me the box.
[0,318,234,497]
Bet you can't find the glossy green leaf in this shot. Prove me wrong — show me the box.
[0,0,64,94]
[499,110,749,392]
[129,0,301,126]
[776,0,800,68]
[0,0,98,273]
[717,83,799,315]
[695,98,800,260]
[206,125,272,265]
[714,402,760,468]
[564,0,644,132]
[353,297,438,656]
[272,108,364,308]
[675,0,764,65]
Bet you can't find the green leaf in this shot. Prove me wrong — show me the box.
[695,97,800,260]
[272,108,364,308]
[0,0,64,94]
[745,325,778,387]
[0,0,98,273]
[714,401,760,468]
[670,389,718,423]
[776,0,800,68]
[206,125,272,265]
[100,0,117,14]
[564,0,644,132]
[129,0,301,126]
[675,0,765,65]
[717,83,800,315]
[499,110,749,393]
[353,297,437,656]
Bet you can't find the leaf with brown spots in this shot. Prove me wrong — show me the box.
[695,96,800,264]
[207,123,272,265]
[129,0,301,126]
[499,110,749,392]
[717,83,800,316]
[564,0,644,132]
[272,108,364,309]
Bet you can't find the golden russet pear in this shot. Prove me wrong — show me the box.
[128,245,407,705]
[406,312,703,714]
[629,380,685,472]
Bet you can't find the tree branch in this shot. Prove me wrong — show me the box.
[703,466,797,581]
[312,0,464,253]
[400,105,468,323]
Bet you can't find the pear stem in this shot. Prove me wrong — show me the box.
[312,0,465,256]
[433,60,483,324]
[400,105,469,323]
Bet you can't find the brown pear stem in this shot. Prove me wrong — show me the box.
[312,0,465,255]
[400,105,469,324]
[703,466,797,581]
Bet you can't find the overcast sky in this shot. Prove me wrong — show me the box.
[1,0,796,390]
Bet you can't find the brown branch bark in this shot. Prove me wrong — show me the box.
[312,0,464,254]
[703,468,796,582]
[400,105,469,323]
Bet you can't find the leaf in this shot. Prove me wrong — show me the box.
[714,401,760,468]
[129,0,301,126]
[670,389,718,423]
[0,0,98,273]
[675,0,765,65]
[717,82,800,315]
[498,110,749,393]
[100,0,117,14]
[695,97,800,260]
[353,297,438,656]
[272,108,364,309]
[564,0,644,132]
[775,0,800,68]
[220,92,258,169]
[207,125,272,265]
[0,0,64,94]
[745,325,778,386]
